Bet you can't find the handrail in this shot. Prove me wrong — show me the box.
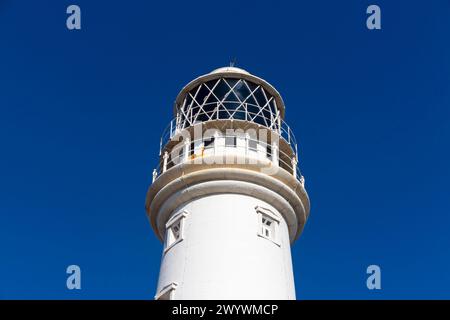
[159,106,298,156]
[152,136,304,185]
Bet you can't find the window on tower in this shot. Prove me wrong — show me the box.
[262,216,274,239]
[266,144,272,159]
[155,283,178,300]
[255,206,281,246]
[164,211,188,252]
[248,138,258,151]
[168,221,181,243]
[225,135,237,147]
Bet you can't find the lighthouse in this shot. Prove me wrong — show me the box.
[146,67,310,300]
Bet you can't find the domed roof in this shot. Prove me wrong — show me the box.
[210,66,250,75]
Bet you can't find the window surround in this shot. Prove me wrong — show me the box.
[155,282,178,300]
[255,206,281,246]
[164,210,188,253]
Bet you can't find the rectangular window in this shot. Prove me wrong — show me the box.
[225,136,237,147]
[248,139,257,151]
[266,145,272,158]
[256,206,280,246]
[164,211,188,253]
[261,216,275,240]
[167,221,181,247]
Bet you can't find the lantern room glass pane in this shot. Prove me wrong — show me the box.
[180,78,279,129]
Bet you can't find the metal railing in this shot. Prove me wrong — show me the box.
[151,136,304,186]
[159,105,299,156]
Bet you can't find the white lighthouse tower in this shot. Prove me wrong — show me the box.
[146,67,310,300]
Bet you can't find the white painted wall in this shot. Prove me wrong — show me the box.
[155,193,296,300]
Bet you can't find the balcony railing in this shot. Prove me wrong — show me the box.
[159,106,299,157]
[151,135,304,185]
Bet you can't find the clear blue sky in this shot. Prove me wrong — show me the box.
[1,0,449,299]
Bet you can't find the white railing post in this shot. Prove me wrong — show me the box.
[288,126,291,145]
[271,139,279,166]
[183,137,190,162]
[163,151,169,172]
[174,118,180,136]
[214,132,219,158]
[244,133,250,160]
[291,156,297,179]
[277,110,282,135]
